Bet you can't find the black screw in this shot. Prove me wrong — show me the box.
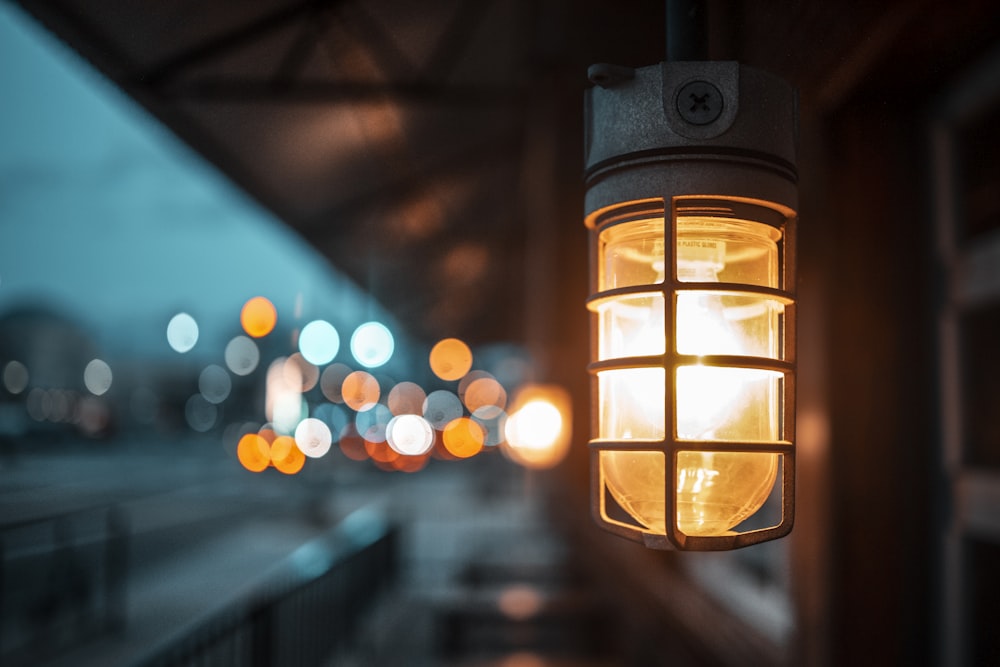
[676,80,723,125]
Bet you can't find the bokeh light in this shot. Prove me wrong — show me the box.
[76,396,110,437]
[338,424,369,461]
[83,358,113,396]
[497,652,547,667]
[342,370,380,412]
[386,414,434,456]
[294,417,332,458]
[472,408,507,447]
[225,335,260,376]
[429,337,473,381]
[238,433,270,472]
[463,376,506,418]
[350,321,394,368]
[48,390,70,422]
[271,435,306,474]
[458,369,493,403]
[506,400,561,448]
[166,312,199,353]
[365,438,399,465]
[266,358,306,434]
[241,296,277,338]
[313,402,350,437]
[442,417,485,458]
[502,385,572,469]
[497,584,544,620]
[423,389,463,430]
[391,453,430,473]
[387,381,426,416]
[2,360,28,394]
[198,364,232,404]
[355,403,392,443]
[284,353,319,392]
[26,388,48,421]
[185,394,217,432]
[320,362,352,403]
[298,319,340,365]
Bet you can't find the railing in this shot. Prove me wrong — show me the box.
[133,507,398,667]
[0,505,129,665]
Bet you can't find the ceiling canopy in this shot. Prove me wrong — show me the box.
[12,0,1000,349]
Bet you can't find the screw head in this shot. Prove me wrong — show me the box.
[676,80,723,125]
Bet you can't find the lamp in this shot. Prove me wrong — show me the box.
[583,33,797,550]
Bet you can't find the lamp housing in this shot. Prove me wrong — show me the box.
[584,61,797,551]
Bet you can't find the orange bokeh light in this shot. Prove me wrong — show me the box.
[241,296,278,338]
[342,370,380,411]
[365,438,399,464]
[429,338,473,381]
[442,417,485,459]
[237,433,270,472]
[338,424,369,461]
[270,435,305,474]
[387,381,426,416]
[463,376,507,417]
[391,453,429,473]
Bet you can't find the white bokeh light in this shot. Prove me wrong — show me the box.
[83,358,112,396]
[225,335,260,376]
[350,321,394,369]
[299,320,340,366]
[166,312,199,353]
[294,417,333,458]
[3,360,29,394]
[386,414,434,456]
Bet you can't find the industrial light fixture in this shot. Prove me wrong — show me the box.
[583,3,797,550]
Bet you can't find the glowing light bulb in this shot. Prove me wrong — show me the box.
[600,216,783,536]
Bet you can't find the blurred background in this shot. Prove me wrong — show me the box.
[2,0,1000,665]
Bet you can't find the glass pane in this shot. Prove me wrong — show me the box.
[676,216,780,288]
[597,368,664,440]
[676,450,778,536]
[600,449,778,536]
[599,218,665,290]
[596,293,664,361]
[676,293,785,360]
[676,366,782,441]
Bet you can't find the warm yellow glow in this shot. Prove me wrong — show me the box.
[442,417,485,458]
[599,214,783,536]
[271,435,305,474]
[240,296,277,338]
[237,433,270,472]
[502,385,572,469]
[342,370,380,412]
[429,337,473,381]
